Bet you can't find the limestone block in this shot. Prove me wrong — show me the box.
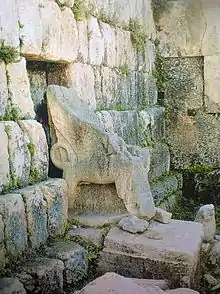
[100,67,118,108]
[7,58,35,119]
[88,17,104,66]
[0,123,10,193]
[73,214,129,227]
[5,122,31,186]
[38,179,68,237]
[195,204,216,242]
[166,290,199,294]
[39,1,61,61]
[0,215,6,268]
[77,20,89,63]
[154,208,172,224]
[67,227,104,248]
[99,22,116,68]
[93,67,103,106]
[204,55,220,113]
[18,0,42,58]
[118,215,149,234]
[45,242,88,285]
[98,220,204,287]
[0,62,8,117]
[0,0,19,47]
[18,186,48,248]
[0,194,27,256]
[19,120,49,182]
[17,257,64,293]
[0,278,26,294]
[60,7,78,62]
[66,63,96,109]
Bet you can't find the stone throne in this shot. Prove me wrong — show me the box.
[46,85,156,219]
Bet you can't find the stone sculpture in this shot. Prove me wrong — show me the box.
[46,85,156,218]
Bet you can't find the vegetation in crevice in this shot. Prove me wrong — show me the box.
[152,0,172,24]
[27,142,35,157]
[129,18,148,51]
[117,63,131,77]
[0,41,19,64]
[71,0,88,21]
[29,167,40,185]
[0,103,22,122]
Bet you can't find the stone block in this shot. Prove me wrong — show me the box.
[0,194,27,257]
[66,63,96,109]
[67,227,104,248]
[38,179,68,237]
[100,67,118,109]
[118,215,149,234]
[88,17,104,66]
[154,208,172,224]
[5,122,31,186]
[0,62,8,117]
[7,58,35,119]
[0,278,26,294]
[93,67,103,106]
[0,122,10,193]
[0,215,6,268]
[100,22,116,68]
[19,120,49,182]
[166,290,199,294]
[18,186,48,248]
[18,0,42,58]
[98,220,204,287]
[45,242,88,285]
[77,20,89,63]
[17,257,64,293]
[60,7,78,62]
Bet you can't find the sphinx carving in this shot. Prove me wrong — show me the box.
[46,85,156,218]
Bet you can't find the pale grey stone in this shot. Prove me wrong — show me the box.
[19,120,49,182]
[0,194,27,256]
[118,215,149,234]
[99,22,116,68]
[77,20,89,63]
[0,62,8,117]
[0,278,26,294]
[5,122,31,186]
[38,178,68,237]
[7,58,35,119]
[88,17,104,66]
[45,242,88,285]
[0,214,6,268]
[0,122,10,193]
[166,290,199,294]
[67,227,104,248]
[72,214,129,227]
[18,185,48,248]
[195,204,216,242]
[154,208,172,224]
[100,67,118,109]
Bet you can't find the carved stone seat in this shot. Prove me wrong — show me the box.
[46,85,156,218]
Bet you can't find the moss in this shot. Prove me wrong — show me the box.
[1,104,22,122]
[27,142,35,157]
[0,41,19,64]
[72,0,88,21]
[129,18,148,51]
[3,173,21,193]
[29,168,40,185]
[118,63,130,77]
[187,163,212,174]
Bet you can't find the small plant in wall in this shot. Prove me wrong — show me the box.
[129,18,148,51]
[0,40,19,64]
[72,0,87,21]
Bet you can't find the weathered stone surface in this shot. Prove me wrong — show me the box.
[118,215,149,234]
[88,17,104,66]
[18,186,48,248]
[66,63,96,109]
[154,208,172,224]
[18,0,42,57]
[67,227,104,248]
[47,85,155,218]
[60,7,78,62]
[72,214,128,228]
[131,278,168,290]
[204,55,220,113]
[195,204,216,242]
[166,289,199,294]
[18,257,64,293]
[100,67,118,109]
[19,120,49,182]
[211,240,220,263]
[45,242,88,285]
[100,22,116,68]
[0,122,10,193]
[57,0,74,7]
[5,122,31,186]
[0,62,8,117]
[38,179,68,237]
[7,58,35,119]
[77,20,89,63]
[98,220,204,287]
[0,278,26,294]
[0,194,27,256]
[0,215,6,268]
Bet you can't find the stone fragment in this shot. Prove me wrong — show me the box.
[77,20,89,63]
[60,7,78,62]
[0,62,8,117]
[66,63,96,109]
[18,257,64,293]
[7,58,35,119]
[203,274,218,286]
[18,185,48,248]
[45,242,88,285]
[154,208,172,224]
[98,220,204,287]
[118,215,149,234]
[0,278,26,294]
[38,179,68,237]
[210,240,220,263]
[88,17,104,66]
[166,289,199,294]
[0,194,27,256]
[0,122,10,193]
[131,278,168,290]
[5,122,31,186]
[72,214,128,228]
[67,227,104,248]
[99,22,116,67]
[195,204,216,242]
[19,120,49,182]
